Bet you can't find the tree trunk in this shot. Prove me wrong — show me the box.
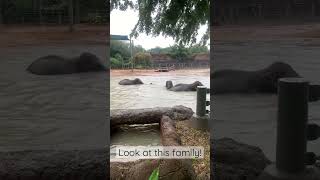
[111,106,194,127]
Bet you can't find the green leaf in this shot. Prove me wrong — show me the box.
[148,167,159,180]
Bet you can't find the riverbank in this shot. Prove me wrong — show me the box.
[0,24,108,48]
[111,69,210,77]
[212,22,320,42]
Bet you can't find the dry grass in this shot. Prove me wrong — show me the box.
[176,120,210,179]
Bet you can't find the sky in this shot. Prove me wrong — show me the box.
[110,9,208,50]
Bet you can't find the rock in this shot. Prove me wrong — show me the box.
[0,149,108,180]
[212,138,271,180]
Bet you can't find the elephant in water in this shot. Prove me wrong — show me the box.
[166,81,204,91]
[211,61,320,101]
[27,52,107,75]
[119,78,144,85]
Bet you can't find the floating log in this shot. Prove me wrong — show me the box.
[111,105,194,127]
[0,149,108,180]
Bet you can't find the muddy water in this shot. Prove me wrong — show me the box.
[111,74,210,111]
[110,72,210,149]
[0,45,108,151]
[213,40,320,161]
[111,124,160,146]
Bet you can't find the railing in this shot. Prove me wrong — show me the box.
[259,78,320,180]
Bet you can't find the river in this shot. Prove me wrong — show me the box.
[0,45,108,151]
[212,40,320,161]
[111,71,210,111]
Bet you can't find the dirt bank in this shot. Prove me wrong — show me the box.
[212,22,320,42]
[111,69,210,77]
[0,24,109,48]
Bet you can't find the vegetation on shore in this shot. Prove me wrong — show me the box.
[110,40,208,69]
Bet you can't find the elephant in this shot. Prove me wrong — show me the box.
[166,81,204,91]
[27,52,107,75]
[119,78,144,85]
[211,61,320,101]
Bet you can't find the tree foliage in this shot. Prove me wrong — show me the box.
[110,40,146,66]
[148,44,208,56]
[110,0,209,46]
[132,52,152,66]
[169,44,190,61]
[111,57,122,68]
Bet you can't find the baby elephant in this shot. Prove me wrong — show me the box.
[166,81,204,91]
[119,78,144,85]
[27,52,107,75]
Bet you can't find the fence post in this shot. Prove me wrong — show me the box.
[259,77,320,180]
[196,86,207,117]
[190,86,209,130]
[277,78,308,172]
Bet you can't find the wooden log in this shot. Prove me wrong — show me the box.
[160,116,181,146]
[0,149,108,180]
[111,106,194,127]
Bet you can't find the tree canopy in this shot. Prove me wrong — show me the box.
[110,0,209,46]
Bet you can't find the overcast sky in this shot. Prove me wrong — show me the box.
[110,9,208,50]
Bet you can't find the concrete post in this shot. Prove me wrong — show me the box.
[259,78,320,180]
[196,86,207,117]
[276,78,309,172]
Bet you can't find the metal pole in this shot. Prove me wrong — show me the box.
[196,86,207,117]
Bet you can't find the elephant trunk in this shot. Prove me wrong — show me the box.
[166,81,173,89]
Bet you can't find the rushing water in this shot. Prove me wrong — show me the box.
[0,45,108,151]
[213,40,320,161]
